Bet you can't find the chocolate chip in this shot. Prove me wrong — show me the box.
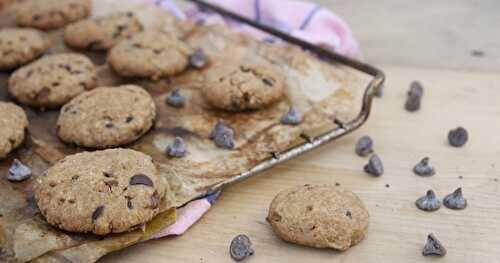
[355,136,373,157]
[153,49,162,54]
[130,174,154,187]
[32,15,41,21]
[126,12,134,17]
[103,172,113,177]
[7,159,32,182]
[262,78,274,87]
[364,154,384,176]
[127,199,133,209]
[230,234,254,261]
[405,81,424,112]
[166,89,185,108]
[132,43,142,48]
[448,127,468,147]
[471,49,485,57]
[36,87,51,100]
[415,190,441,212]
[210,121,235,149]
[167,137,187,158]
[87,40,103,50]
[125,116,134,123]
[280,106,302,125]
[92,206,104,221]
[345,210,352,219]
[189,49,208,69]
[105,123,114,128]
[422,233,446,257]
[413,157,435,177]
[443,187,467,210]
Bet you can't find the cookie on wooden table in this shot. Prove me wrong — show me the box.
[64,12,143,51]
[8,53,97,108]
[0,102,28,159]
[0,28,50,70]
[34,148,165,235]
[201,61,286,111]
[108,31,190,79]
[16,0,91,30]
[267,185,369,251]
[57,85,156,148]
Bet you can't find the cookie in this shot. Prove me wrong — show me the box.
[8,53,97,108]
[16,0,91,30]
[57,85,156,148]
[202,61,286,111]
[108,31,190,79]
[267,185,369,251]
[0,102,28,159]
[0,28,51,71]
[34,148,165,235]
[64,12,143,51]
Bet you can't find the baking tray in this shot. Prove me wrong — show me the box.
[186,0,386,198]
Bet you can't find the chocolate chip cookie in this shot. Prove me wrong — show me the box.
[0,102,28,159]
[8,53,97,108]
[267,185,369,251]
[16,0,91,30]
[64,12,143,51]
[57,85,156,148]
[34,148,165,235]
[202,61,286,111]
[0,28,51,71]
[108,31,190,79]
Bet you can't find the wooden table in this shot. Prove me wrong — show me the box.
[102,67,500,262]
[102,1,500,262]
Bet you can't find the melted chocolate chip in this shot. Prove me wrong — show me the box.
[129,174,154,187]
[92,206,104,221]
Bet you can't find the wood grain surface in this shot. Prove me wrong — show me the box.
[102,65,500,262]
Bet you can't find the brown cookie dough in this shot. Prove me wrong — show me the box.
[108,31,190,79]
[267,185,369,251]
[8,53,97,108]
[64,12,143,51]
[202,61,286,111]
[0,28,51,71]
[0,102,28,159]
[34,148,165,235]
[57,85,156,148]
[16,0,91,30]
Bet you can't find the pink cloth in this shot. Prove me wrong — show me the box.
[144,0,360,239]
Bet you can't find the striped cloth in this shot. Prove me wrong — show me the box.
[145,0,359,240]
